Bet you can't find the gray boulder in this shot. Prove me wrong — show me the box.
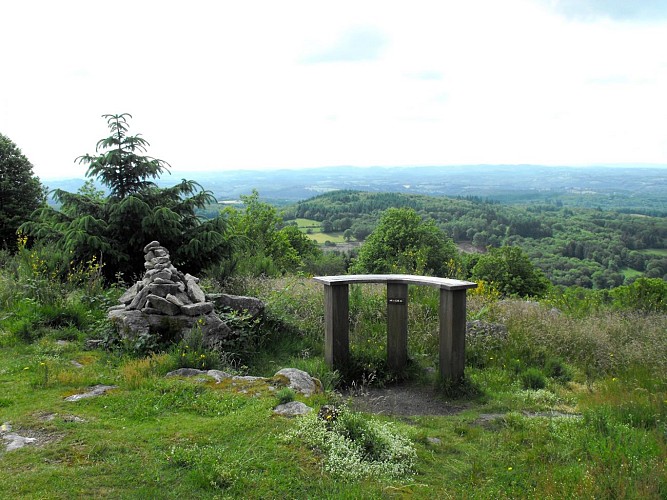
[207,293,265,320]
[274,368,323,397]
[108,308,233,349]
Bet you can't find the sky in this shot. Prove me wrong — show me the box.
[1,0,667,180]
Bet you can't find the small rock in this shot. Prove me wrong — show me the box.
[181,302,214,316]
[84,339,105,350]
[146,294,181,316]
[65,385,118,402]
[427,437,442,445]
[3,433,37,451]
[0,422,12,433]
[207,370,232,382]
[70,360,84,368]
[273,401,313,417]
[119,282,139,305]
[143,241,161,253]
[232,376,266,383]
[186,279,206,303]
[166,368,208,378]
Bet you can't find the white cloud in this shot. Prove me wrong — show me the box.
[0,0,665,180]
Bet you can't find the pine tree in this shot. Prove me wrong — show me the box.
[21,114,232,278]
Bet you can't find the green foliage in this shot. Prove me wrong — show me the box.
[472,245,550,297]
[0,133,45,248]
[293,190,667,288]
[276,387,296,404]
[351,207,459,276]
[609,277,667,312]
[21,114,232,279]
[218,190,322,278]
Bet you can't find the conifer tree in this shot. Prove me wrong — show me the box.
[22,114,231,279]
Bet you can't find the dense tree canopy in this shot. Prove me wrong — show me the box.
[292,190,667,288]
[21,114,231,279]
[350,207,459,276]
[0,133,44,248]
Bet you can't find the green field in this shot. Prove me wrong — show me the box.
[294,218,321,229]
[293,218,348,244]
[621,267,643,279]
[307,232,347,244]
[638,248,667,256]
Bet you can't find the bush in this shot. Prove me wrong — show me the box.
[521,368,547,390]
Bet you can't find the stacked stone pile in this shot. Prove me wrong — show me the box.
[108,241,233,347]
[118,241,214,317]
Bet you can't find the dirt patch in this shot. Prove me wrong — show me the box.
[345,382,466,417]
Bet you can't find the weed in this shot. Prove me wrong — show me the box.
[276,387,296,404]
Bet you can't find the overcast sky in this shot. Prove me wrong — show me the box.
[2,0,667,180]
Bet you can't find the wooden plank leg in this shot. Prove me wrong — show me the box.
[439,288,467,382]
[324,284,349,369]
[387,283,408,371]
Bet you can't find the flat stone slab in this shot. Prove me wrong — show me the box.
[2,433,37,451]
[273,401,313,417]
[64,385,118,402]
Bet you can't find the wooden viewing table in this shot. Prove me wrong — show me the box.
[312,274,478,382]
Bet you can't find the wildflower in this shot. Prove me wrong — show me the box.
[39,362,46,366]
[508,467,513,471]
[200,354,206,359]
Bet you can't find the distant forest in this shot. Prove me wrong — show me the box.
[284,190,667,289]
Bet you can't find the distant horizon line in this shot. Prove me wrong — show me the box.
[37,162,667,181]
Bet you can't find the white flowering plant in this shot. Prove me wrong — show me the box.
[283,405,416,481]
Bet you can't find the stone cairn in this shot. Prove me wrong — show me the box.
[108,241,232,346]
[118,240,213,316]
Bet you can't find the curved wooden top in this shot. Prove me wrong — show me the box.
[312,274,477,291]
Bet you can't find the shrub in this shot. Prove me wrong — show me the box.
[521,368,547,390]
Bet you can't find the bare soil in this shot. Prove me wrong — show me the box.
[345,381,467,417]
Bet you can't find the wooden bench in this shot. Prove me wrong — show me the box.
[312,274,478,382]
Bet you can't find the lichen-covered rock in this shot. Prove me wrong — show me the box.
[274,368,323,397]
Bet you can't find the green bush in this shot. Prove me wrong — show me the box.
[521,368,547,390]
[544,356,573,382]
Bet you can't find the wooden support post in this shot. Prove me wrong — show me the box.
[386,283,408,371]
[324,284,350,368]
[439,288,467,382]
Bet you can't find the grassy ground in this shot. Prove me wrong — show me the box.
[1,272,666,498]
[638,248,667,257]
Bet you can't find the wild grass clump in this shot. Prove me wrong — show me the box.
[489,299,667,380]
[120,353,176,389]
[283,405,416,481]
